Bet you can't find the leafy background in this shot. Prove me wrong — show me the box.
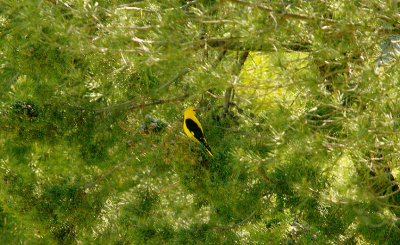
[1,0,400,244]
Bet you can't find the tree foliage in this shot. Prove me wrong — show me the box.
[1,0,400,244]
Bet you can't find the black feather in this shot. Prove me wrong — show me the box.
[185,118,213,155]
[185,119,205,142]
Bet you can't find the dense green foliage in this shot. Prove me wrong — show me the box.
[2,0,400,244]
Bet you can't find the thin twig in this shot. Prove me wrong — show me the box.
[75,94,189,112]
[255,167,270,183]
[217,211,256,230]
[83,155,136,189]
[206,39,311,52]
[212,50,227,68]
[223,86,233,114]
[103,25,159,30]
[118,0,197,12]
[213,125,272,140]
[92,99,137,111]
[153,70,190,94]
[127,94,189,110]
[117,181,180,208]
[178,0,198,9]
[377,185,400,199]
[116,6,157,13]
[223,51,248,114]
[89,46,153,54]
[157,182,179,193]
[236,51,249,72]
[116,2,145,8]
[198,20,238,24]
[7,72,20,88]
[226,0,336,24]
[164,0,199,10]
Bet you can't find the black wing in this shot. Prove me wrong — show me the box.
[185,118,205,143]
[185,118,213,156]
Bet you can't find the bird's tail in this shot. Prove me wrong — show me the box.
[202,141,214,157]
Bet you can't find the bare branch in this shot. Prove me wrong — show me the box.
[198,20,238,24]
[212,50,227,67]
[103,25,160,30]
[91,99,137,111]
[185,36,242,48]
[116,2,146,8]
[218,210,256,230]
[116,6,157,13]
[156,182,179,194]
[89,46,153,54]
[83,155,136,189]
[164,0,199,10]
[73,94,189,112]
[223,87,233,114]
[255,167,270,184]
[153,69,190,94]
[236,51,249,72]
[127,94,189,110]
[224,51,248,114]
[226,0,336,23]
[7,72,20,88]
[116,0,198,13]
[207,39,311,52]
[213,125,272,140]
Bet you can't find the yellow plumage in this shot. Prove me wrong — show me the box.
[183,106,213,157]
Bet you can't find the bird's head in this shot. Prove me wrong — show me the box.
[184,106,197,117]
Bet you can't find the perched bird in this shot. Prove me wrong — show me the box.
[183,106,213,157]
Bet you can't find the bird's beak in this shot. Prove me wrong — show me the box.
[193,108,197,111]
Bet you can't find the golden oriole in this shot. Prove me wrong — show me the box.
[183,106,213,157]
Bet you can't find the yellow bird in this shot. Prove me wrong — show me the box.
[183,106,213,157]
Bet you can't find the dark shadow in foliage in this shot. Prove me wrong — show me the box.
[174,223,237,244]
[117,193,174,244]
[357,209,400,245]
[269,159,355,242]
[124,189,160,218]
[2,171,106,244]
[0,205,32,244]
[208,153,233,186]
[268,154,329,210]
[305,104,343,136]
[38,182,105,243]
[12,101,39,119]
[3,138,33,165]
[4,99,127,167]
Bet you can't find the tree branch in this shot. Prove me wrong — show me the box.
[116,6,157,13]
[156,182,179,194]
[207,39,311,52]
[255,167,270,184]
[127,94,189,110]
[73,94,189,112]
[217,211,256,230]
[153,69,190,94]
[223,86,233,114]
[226,0,336,24]
[224,51,248,114]
[7,72,20,88]
[213,125,272,140]
[212,50,227,67]
[83,155,136,189]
